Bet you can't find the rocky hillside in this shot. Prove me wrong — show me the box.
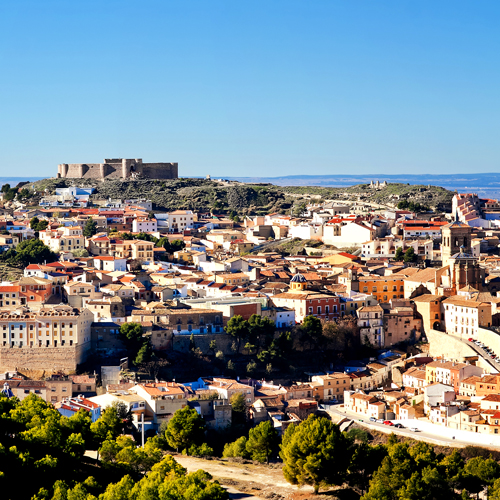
[28,177,454,214]
[28,178,294,215]
[282,182,454,211]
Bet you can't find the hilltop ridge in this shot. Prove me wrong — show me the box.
[27,177,454,214]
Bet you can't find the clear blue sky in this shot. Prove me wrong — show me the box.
[1,1,499,178]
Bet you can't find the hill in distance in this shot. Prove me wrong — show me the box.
[27,176,454,214]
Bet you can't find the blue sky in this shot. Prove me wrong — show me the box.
[1,1,499,178]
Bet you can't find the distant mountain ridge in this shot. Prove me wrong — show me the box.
[224,172,500,191]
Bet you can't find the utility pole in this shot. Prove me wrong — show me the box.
[141,412,145,448]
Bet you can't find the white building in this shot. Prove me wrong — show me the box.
[156,210,194,232]
[323,221,375,247]
[288,223,323,241]
[132,217,157,233]
[39,226,85,254]
[442,296,492,339]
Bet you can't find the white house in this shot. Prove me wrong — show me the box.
[156,210,194,232]
[132,217,157,233]
[323,221,375,247]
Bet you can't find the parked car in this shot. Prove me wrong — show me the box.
[468,338,474,342]
[409,427,420,432]
[376,419,384,423]
[383,420,393,426]
[394,423,404,428]
[369,417,377,422]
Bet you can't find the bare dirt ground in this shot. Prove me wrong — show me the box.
[174,454,348,500]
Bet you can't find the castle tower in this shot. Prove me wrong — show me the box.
[441,221,472,267]
[122,159,133,178]
[290,273,307,292]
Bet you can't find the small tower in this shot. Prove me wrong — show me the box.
[441,221,473,267]
[290,273,307,292]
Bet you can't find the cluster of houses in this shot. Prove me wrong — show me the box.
[343,353,500,436]
[1,190,500,438]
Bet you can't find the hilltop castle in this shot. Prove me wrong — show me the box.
[57,158,178,181]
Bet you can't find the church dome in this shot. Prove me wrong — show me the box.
[290,273,307,283]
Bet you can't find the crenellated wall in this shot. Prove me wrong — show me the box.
[57,158,178,180]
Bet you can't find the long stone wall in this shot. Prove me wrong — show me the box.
[426,329,478,361]
[0,343,89,374]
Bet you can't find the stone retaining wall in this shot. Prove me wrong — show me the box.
[0,343,89,373]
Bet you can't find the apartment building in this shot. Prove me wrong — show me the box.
[425,360,482,392]
[39,226,85,254]
[0,305,93,349]
[357,304,384,348]
[443,296,492,338]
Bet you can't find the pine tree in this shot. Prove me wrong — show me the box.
[280,415,350,494]
[83,217,98,237]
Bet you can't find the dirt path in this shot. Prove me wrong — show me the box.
[174,455,314,499]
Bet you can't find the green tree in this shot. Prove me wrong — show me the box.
[226,359,236,374]
[99,434,162,473]
[72,248,89,258]
[293,202,307,217]
[348,442,387,494]
[246,420,278,464]
[362,441,452,500]
[225,315,249,353]
[280,415,350,494]
[490,477,500,500]
[300,315,323,349]
[208,339,217,355]
[248,314,275,349]
[165,407,206,452]
[134,342,153,366]
[403,247,416,263]
[90,406,123,445]
[462,456,500,500]
[119,322,144,355]
[223,436,250,459]
[30,216,40,229]
[83,217,98,237]
[6,239,57,266]
[230,393,247,426]
[394,246,404,261]
[246,359,257,376]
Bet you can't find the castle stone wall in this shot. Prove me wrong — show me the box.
[57,159,178,181]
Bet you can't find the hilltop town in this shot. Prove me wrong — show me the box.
[3,177,500,497]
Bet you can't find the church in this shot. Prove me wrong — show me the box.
[405,220,484,299]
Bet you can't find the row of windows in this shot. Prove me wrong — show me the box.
[3,340,74,347]
[363,286,404,292]
[3,331,74,338]
[308,306,337,314]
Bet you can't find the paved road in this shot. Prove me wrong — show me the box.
[442,331,500,372]
[323,406,500,449]
[464,338,500,372]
